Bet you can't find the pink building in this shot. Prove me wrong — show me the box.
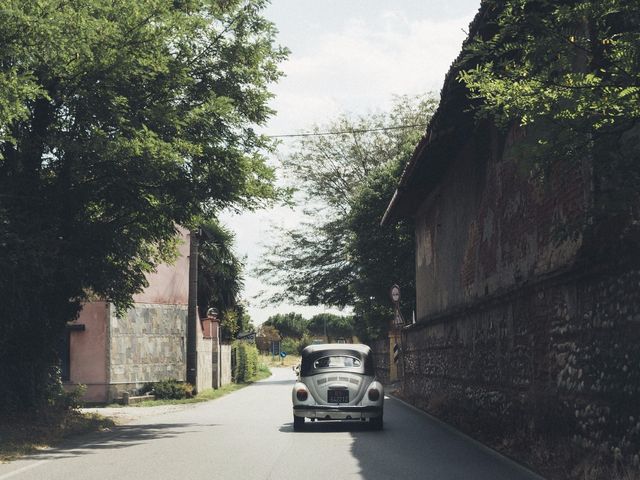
[63,229,191,403]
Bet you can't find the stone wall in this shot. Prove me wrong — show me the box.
[196,323,213,393]
[400,122,640,470]
[371,338,390,385]
[401,264,640,468]
[108,303,187,400]
[219,343,232,387]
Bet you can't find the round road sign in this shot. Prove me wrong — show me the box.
[390,284,401,303]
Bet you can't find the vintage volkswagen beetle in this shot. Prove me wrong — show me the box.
[292,343,384,430]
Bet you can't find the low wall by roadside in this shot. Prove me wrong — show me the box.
[219,343,232,387]
[371,338,390,385]
[196,319,213,393]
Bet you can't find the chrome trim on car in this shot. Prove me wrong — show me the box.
[293,405,382,413]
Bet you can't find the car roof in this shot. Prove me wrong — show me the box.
[301,343,371,356]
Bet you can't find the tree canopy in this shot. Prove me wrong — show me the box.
[262,312,308,339]
[307,313,356,339]
[460,0,640,135]
[258,95,437,339]
[197,218,252,339]
[0,0,286,413]
[459,0,640,235]
[346,159,417,339]
[259,312,356,349]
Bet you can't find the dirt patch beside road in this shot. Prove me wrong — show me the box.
[81,404,195,425]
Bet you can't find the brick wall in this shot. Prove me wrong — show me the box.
[415,125,589,323]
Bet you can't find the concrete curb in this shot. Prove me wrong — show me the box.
[386,392,547,480]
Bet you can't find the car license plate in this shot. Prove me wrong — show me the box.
[328,389,349,403]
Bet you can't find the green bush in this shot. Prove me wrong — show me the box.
[152,379,193,400]
[138,382,154,395]
[233,342,259,383]
[280,337,299,356]
[281,335,312,355]
[58,384,87,410]
[44,366,87,412]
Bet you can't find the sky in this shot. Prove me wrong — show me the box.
[220,0,481,325]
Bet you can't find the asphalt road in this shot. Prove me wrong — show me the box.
[0,368,543,480]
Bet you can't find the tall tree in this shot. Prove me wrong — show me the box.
[197,219,248,339]
[346,158,417,339]
[258,95,437,339]
[255,323,280,353]
[0,0,286,413]
[198,219,245,318]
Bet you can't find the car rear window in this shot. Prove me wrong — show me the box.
[313,356,361,369]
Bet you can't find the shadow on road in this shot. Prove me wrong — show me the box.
[278,397,542,480]
[279,420,379,434]
[346,398,543,480]
[23,422,214,461]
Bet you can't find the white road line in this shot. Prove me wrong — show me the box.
[0,460,49,480]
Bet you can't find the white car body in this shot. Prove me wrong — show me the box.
[292,344,384,430]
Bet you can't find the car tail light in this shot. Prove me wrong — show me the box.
[296,388,308,401]
[368,388,380,401]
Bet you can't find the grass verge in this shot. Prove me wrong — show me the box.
[131,366,272,407]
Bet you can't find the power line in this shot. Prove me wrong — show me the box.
[267,123,428,138]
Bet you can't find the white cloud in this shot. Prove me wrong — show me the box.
[266,13,473,133]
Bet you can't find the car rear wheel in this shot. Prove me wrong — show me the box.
[293,415,305,431]
[370,415,383,431]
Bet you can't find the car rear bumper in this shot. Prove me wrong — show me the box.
[293,405,383,420]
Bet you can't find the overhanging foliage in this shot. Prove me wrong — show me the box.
[459,0,640,244]
[0,0,286,413]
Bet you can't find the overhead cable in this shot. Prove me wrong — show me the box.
[267,123,428,138]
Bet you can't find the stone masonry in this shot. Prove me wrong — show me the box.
[401,265,640,466]
[108,303,187,400]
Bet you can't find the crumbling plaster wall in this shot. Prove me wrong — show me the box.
[414,126,588,321]
[405,125,640,466]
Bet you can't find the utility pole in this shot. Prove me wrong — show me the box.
[389,284,405,382]
[186,229,199,389]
